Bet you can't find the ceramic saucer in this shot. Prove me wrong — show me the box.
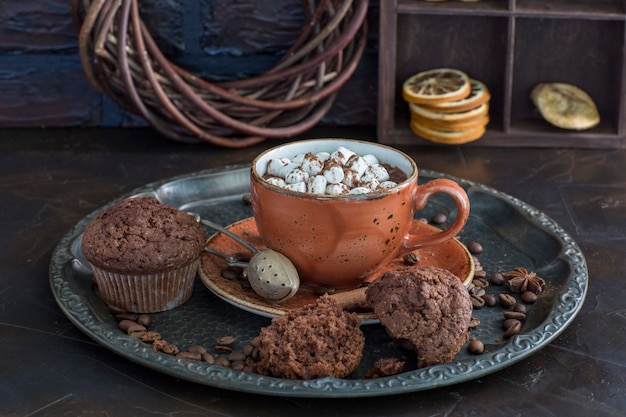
[198,217,475,324]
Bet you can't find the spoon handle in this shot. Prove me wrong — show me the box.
[203,246,249,268]
[198,218,259,254]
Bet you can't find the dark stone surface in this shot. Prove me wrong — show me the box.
[1,126,625,416]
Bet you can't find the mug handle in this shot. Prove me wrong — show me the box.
[402,178,470,251]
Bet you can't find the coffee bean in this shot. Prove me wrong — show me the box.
[469,285,486,298]
[216,336,237,347]
[467,241,483,254]
[201,353,215,364]
[471,294,486,309]
[176,352,202,361]
[137,314,151,327]
[139,331,161,343]
[503,311,526,321]
[118,320,146,335]
[512,303,527,314]
[251,347,260,361]
[472,277,489,288]
[498,293,516,307]
[243,365,257,373]
[503,319,522,338]
[215,345,233,354]
[489,272,506,286]
[467,337,485,354]
[242,194,253,205]
[468,316,481,329]
[473,270,487,279]
[215,357,231,368]
[521,291,538,303]
[242,344,255,357]
[188,344,207,354]
[403,252,420,265]
[231,360,246,371]
[481,293,497,307]
[228,352,247,362]
[161,343,179,355]
[152,339,168,351]
[430,213,447,224]
[221,268,240,281]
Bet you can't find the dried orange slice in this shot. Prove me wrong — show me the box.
[402,68,471,105]
[410,121,486,144]
[411,113,489,132]
[419,79,490,113]
[409,101,489,123]
[530,83,600,130]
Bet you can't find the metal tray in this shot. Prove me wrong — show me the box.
[49,167,588,398]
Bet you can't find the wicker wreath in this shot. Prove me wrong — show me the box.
[70,0,368,147]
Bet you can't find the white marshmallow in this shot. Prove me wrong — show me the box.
[307,175,327,194]
[323,163,345,184]
[266,158,293,177]
[362,154,379,166]
[349,187,373,195]
[316,151,331,162]
[367,164,390,182]
[291,153,306,164]
[341,168,361,188]
[379,181,398,189]
[326,183,350,195]
[265,177,287,187]
[279,162,301,178]
[284,182,306,193]
[345,154,368,177]
[363,178,380,191]
[301,152,324,176]
[331,146,356,165]
[285,167,309,184]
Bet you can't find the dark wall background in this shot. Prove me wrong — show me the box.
[0,0,380,129]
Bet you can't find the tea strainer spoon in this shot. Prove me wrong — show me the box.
[188,212,300,303]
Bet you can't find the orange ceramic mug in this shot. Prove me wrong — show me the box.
[250,139,470,289]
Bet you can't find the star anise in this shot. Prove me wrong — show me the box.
[504,267,545,294]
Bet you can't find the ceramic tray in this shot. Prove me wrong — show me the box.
[49,167,588,398]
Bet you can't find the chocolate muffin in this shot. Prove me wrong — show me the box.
[366,265,472,368]
[81,197,206,313]
[257,294,365,380]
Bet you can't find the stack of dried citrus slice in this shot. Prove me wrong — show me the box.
[403,68,490,144]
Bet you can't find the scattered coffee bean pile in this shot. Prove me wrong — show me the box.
[462,233,546,354]
[110,305,264,372]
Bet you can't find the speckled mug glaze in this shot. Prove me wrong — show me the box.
[250,139,470,289]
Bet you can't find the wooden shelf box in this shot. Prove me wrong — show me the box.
[378,0,626,148]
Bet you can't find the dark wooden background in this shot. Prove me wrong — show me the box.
[0,0,380,129]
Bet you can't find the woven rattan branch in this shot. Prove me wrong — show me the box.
[70,0,369,147]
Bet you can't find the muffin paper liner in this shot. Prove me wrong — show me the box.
[90,259,199,313]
